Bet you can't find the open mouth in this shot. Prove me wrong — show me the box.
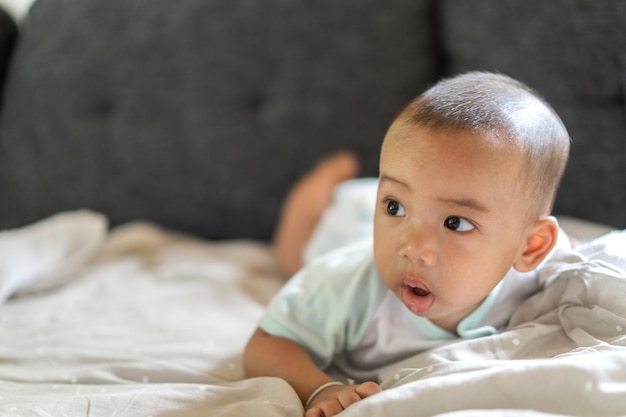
[401,280,435,314]
[410,286,431,297]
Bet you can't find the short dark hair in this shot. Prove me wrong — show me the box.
[396,71,570,216]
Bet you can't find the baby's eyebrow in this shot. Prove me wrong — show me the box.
[438,197,490,213]
[379,173,410,190]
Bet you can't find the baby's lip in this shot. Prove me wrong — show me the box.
[402,276,431,293]
[401,276,435,314]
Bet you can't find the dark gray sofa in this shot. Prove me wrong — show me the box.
[0,0,624,241]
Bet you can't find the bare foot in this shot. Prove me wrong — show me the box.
[273,151,359,277]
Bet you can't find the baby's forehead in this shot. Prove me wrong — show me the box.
[384,122,532,188]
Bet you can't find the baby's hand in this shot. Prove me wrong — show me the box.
[305,381,381,417]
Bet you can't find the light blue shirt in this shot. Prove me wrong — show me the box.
[259,240,547,381]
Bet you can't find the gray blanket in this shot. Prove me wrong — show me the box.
[0,213,624,416]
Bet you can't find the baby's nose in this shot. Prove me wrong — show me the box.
[398,222,437,266]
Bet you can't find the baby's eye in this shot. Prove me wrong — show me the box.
[444,216,475,232]
[386,200,406,217]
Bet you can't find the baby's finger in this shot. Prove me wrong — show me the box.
[304,407,324,417]
[336,387,363,409]
[307,399,344,417]
[355,381,382,399]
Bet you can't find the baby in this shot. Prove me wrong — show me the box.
[244,72,571,417]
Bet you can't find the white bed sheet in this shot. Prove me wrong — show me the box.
[0,211,625,416]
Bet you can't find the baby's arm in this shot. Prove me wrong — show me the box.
[244,328,381,417]
[244,328,331,403]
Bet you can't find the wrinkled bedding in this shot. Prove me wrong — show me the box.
[0,211,625,416]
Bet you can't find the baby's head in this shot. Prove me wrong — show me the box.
[396,71,570,219]
[373,72,570,332]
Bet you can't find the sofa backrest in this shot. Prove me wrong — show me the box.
[1,0,624,240]
[0,0,436,239]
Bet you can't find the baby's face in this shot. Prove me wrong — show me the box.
[373,121,534,333]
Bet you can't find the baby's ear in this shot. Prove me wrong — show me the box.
[514,216,559,272]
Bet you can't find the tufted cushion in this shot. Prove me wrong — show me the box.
[0,0,436,239]
[438,0,626,228]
